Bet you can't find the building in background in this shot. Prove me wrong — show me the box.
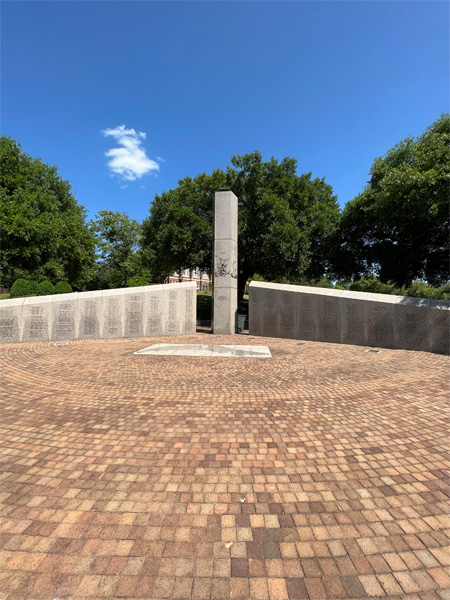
[166,269,211,291]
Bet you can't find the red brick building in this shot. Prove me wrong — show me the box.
[165,269,211,291]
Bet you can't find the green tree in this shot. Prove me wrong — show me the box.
[142,169,224,284]
[332,114,450,286]
[142,151,340,302]
[127,270,153,287]
[9,278,33,298]
[54,281,73,294]
[90,210,143,288]
[37,280,55,296]
[0,136,96,289]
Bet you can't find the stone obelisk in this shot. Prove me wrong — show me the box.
[213,189,238,334]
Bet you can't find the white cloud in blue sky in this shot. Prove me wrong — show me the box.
[102,125,159,181]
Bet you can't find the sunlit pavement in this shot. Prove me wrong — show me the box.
[0,334,448,599]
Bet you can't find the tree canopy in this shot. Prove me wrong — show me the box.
[5,116,446,297]
[142,151,340,301]
[89,210,143,288]
[0,136,96,289]
[331,114,450,286]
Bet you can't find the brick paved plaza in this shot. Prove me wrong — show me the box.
[0,333,449,599]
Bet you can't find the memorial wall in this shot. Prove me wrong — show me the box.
[249,281,449,355]
[0,282,197,344]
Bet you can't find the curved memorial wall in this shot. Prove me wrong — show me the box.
[0,282,197,344]
[249,281,449,355]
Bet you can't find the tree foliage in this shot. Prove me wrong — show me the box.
[37,280,55,296]
[142,170,224,284]
[142,151,340,301]
[332,114,450,286]
[54,281,73,294]
[89,210,143,288]
[0,136,96,289]
[9,278,33,298]
[127,271,153,287]
[347,274,449,300]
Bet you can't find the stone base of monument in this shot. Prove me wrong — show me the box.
[134,344,271,357]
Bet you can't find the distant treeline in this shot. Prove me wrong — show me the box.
[1,114,448,303]
[269,275,450,301]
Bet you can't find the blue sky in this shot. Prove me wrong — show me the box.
[2,1,449,223]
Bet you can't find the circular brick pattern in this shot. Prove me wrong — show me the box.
[0,334,449,599]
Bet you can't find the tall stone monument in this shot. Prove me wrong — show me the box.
[213,189,238,334]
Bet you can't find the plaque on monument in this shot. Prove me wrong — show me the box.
[166,290,179,335]
[396,297,431,351]
[366,294,397,348]
[248,286,264,336]
[22,298,52,342]
[261,289,279,337]
[79,292,102,339]
[0,305,21,343]
[339,294,367,346]
[296,293,319,340]
[279,290,295,339]
[124,292,144,338]
[182,288,195,333]
[316,294,341,343]
[430,300,450,355]
[102,292,124,338]
[145,291,163,336]
[51,296,77,341]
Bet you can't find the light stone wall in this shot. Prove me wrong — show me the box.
[0,282,197,344]
[213,190,238,334]
[249,281,449,355]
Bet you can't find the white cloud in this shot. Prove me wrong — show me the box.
[102,125,159,181]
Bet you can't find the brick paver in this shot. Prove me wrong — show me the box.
[0,333,449,599]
